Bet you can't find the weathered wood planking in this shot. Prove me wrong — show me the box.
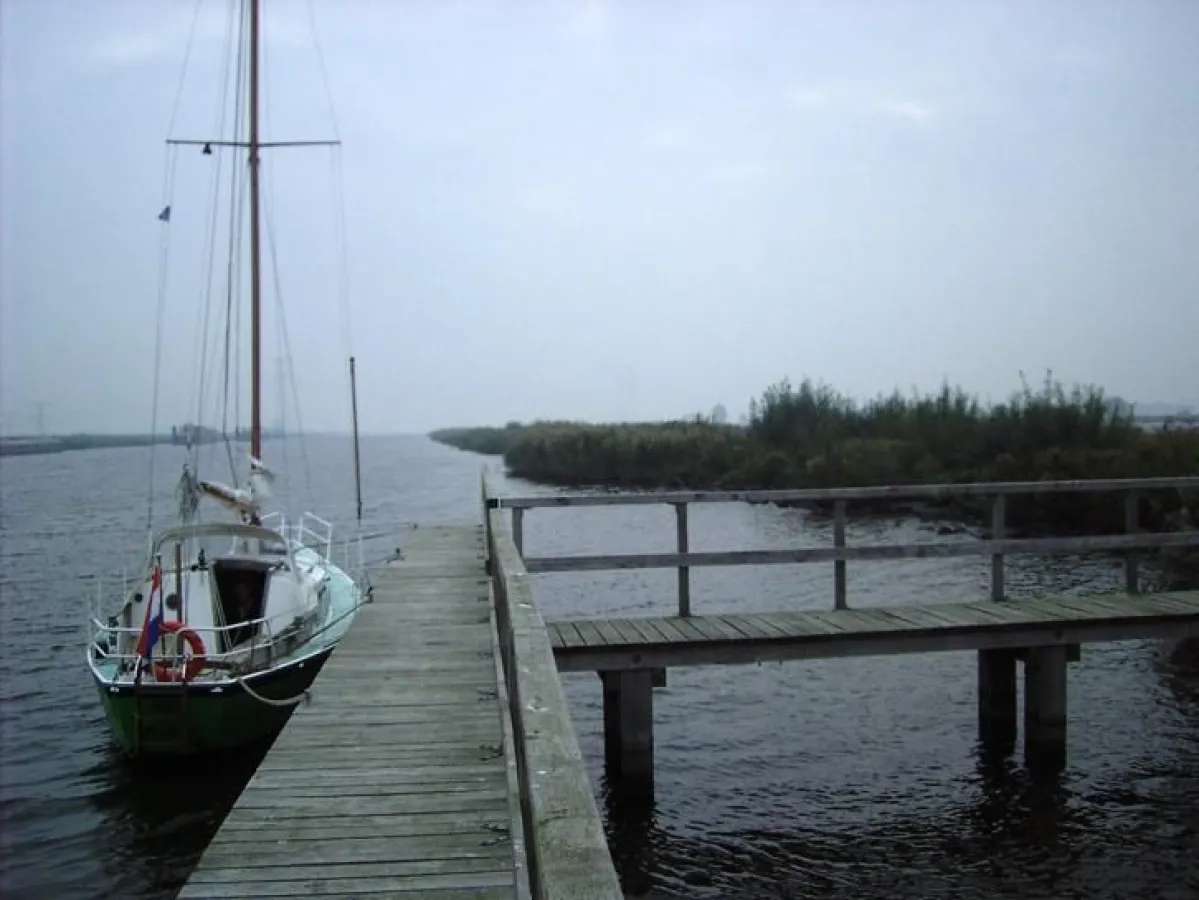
[178,524,529,900]
[484,520,625,899]
[545,591,1199,672]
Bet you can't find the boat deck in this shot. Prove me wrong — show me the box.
[178,523,528,899]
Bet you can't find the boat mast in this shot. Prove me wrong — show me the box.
[248,0,263,462]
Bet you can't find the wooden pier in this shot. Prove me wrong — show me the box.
[491,474,1199,793]
[181,473,1199,897]
[547,591,1199,777]
[179,522,622,900]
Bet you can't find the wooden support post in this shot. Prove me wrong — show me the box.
[600,671,622,773]
[1024,645,1068,773]
[618,670,654,794]
[511,507,524,557]
[833,500,847,610]
[977,649,1017,751]
[1125,490,1139,594]
[674,503,690,617]
[601,668,667,688]
[977,494,1015,751]
[600,670,654,799]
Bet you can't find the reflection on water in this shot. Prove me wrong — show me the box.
[2,728,269,899]
[594,640,1199,900]
[86,745,268,900]
[602,775,660,897]
[2,437,1198,898]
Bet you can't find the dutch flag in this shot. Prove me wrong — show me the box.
[135,560,165,661]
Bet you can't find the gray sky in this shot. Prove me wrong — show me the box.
[2,0,1197,435]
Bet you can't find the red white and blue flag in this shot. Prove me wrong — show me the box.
[135,560,165,661]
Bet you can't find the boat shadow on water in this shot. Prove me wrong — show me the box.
[84,738,274,899]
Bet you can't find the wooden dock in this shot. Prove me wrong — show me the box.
[545,592,1199,778]
[180,472,1199,897]
[547,592,1199,671]
[488,473,1199,791]
[179,522,622,900]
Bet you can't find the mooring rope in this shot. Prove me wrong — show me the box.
[235,674,311,707]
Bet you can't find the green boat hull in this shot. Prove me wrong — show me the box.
[94,650,332,757]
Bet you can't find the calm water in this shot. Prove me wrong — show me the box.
[2,435,1197,899]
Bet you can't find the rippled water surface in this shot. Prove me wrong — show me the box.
[2,435,1198,899]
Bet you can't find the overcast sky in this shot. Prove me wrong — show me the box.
[2,0,1196,435]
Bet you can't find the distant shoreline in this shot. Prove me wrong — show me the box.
[0,430,301,458]
[0,434,172,457]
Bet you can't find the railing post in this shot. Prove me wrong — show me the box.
[833,500,847,610]
[1124,490,1139,594]
[990,494,1005,602]
[673,502,691,617]
[511,507,524,557]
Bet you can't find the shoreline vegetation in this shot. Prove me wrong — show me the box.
[431,376,1199,537]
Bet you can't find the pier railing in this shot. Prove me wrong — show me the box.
[481,475,623,900]
[493,476,1199,615]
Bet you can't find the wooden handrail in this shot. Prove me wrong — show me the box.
[523,532,1199,573]
[496,475,1199,509]
[480,470,623,900]
[491,473,1198,615]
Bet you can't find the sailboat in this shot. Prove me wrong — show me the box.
[86,0,366,756]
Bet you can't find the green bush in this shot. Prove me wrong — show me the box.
[430,374,1199,533]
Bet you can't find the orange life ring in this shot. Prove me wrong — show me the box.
[152,620,208,682]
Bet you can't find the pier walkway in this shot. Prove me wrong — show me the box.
[178,521,621,900]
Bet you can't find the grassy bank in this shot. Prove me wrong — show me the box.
[428,422,566,457]
[432,376,1199,534]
